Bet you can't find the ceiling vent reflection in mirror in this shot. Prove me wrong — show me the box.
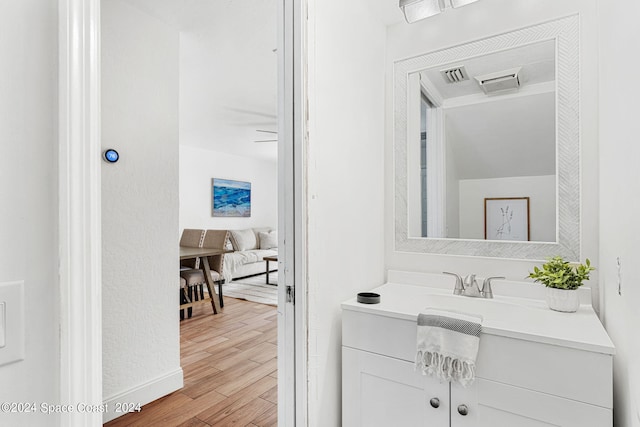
[440,66,469,83]
[475,67,522,94]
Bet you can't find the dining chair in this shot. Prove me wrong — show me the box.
[180,228,206,247]
[202,229,230,308]
[179,229,207,318]
[180,229,206,269]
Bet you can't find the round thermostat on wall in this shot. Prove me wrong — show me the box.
[103,149,119,163]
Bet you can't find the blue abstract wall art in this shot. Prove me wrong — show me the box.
[212,178,251,217]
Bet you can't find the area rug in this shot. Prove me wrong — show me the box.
[218,272,278,306]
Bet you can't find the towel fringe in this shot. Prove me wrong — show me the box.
[416,350,476,387]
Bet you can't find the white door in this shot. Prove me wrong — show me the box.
[343,347,449,427]
[451,379,612,427]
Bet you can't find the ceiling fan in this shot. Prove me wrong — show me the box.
[254,129,278,143]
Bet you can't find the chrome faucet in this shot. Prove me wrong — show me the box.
[443,273,505,299]
[463,274,482,297]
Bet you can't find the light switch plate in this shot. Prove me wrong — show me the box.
[0,281,25,366]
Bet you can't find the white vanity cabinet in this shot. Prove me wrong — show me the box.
[343,346,611,427]
[342,282,615,427]
[343,347,448,427]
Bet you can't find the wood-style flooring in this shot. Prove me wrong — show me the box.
[104,297,278,427]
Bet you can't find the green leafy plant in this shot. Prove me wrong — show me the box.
[528,256,595,290]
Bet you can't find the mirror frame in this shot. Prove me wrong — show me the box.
[394,15,580,260]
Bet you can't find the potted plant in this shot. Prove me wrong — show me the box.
[528,256,595,312]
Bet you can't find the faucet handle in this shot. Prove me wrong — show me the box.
[443,272,464,295]
[482,276,505,299]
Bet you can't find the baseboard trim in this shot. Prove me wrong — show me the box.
[102,367,184,423]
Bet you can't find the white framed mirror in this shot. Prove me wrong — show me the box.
[394,15,580,260]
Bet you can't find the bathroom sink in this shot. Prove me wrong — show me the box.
[420,293,536,321]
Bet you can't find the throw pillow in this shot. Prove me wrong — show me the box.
[253,226,273,240]
[230,229,257,251]
[259,231,278,249]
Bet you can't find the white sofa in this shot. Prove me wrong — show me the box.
[223,227,278,281]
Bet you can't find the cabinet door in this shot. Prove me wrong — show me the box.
[451,379,612,427]
[343,347,449,427]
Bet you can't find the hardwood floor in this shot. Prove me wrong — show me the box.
[104,297,278,427]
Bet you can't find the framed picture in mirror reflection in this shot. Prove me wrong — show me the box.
[484,197,530,241]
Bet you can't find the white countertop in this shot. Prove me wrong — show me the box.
[342,282,615,355]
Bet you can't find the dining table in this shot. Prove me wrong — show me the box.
[180,246,231,315]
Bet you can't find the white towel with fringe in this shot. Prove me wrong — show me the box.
[415,308,483,387]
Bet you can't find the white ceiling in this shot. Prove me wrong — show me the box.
[122,0,278,161]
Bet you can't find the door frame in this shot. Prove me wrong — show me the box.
[58,1,103,426]
[58,0,306,425]
[278,0,308,425]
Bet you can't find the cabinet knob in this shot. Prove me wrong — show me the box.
[457,404,469,416]
[429,397,440,409]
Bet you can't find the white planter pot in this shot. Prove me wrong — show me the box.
[546,287,580,312]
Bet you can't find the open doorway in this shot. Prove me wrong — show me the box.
[59,0,304,424]
[97,0,284,425]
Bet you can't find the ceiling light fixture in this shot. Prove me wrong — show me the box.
[399,0,443,23]
[399,0,480,24]
[449,0,479,7]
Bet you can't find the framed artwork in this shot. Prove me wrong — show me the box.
[484,197,530,241]
[212,178,251,217]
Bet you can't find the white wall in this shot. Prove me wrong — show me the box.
[458,175,556,242]
[599,1,640,425]
[179,145,277,232]
[101,0,182,420]
[384,0,601,310]
[0,1,59,426]
[306,0,387,424]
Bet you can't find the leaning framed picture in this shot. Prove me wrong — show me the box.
[484,197,530,241]
[212,178,251,217]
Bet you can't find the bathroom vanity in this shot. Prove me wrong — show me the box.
[342,271,614,426]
